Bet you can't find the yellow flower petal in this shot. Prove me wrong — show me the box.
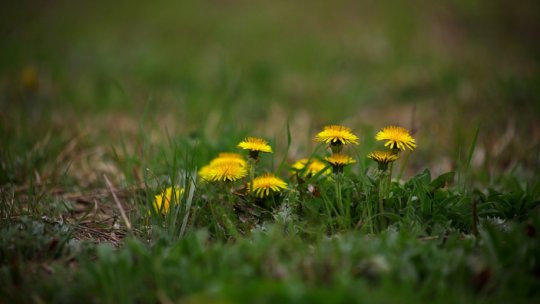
[367,150,399,164]
[291,158,330,177]
[324,153,356,166]
[153,186,184,215]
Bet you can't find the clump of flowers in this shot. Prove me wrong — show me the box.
[238,137,272,160]
[153,186,184,215]
[367,125,416,231]
[375,125,416,153]
[313,125,359,228]
[176,125,420,233]
[291,158,330,177]
[367,150,399,171]
[251,173,288,198]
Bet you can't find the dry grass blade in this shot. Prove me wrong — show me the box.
[104,174,132,231]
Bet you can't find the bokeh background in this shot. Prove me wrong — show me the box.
[1,0,539,186]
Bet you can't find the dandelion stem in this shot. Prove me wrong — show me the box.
[248,158,256,196]
[209,200,223,239]
[222,182,239,239]
[378,175,385,231]
[367,195,374,234]
[334,174,346,229]
[387,162,393,195]
[323,196,336,234]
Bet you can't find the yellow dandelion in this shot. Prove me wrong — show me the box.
[325,153,356,174]
[251,173,288,198]
[238,137,272,153]
[367,150,399,163]
[325,153,356,166]
[375,126,416,151]
[315,125,359,146]
[367,150,399,171]
[210,152,247,167]
[153,186,184,215]
[238,137,273,159]
[206,162,247,182]
[199,153,248,182]
[291,158,330,177]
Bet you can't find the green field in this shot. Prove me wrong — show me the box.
[1,0,540,303]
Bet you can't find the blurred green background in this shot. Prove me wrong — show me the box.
[1,0,539,183]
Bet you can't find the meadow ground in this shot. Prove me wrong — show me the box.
[1,0,540,303]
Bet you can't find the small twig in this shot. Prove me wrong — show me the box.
[104,175,132,232]
[418,236,439,241]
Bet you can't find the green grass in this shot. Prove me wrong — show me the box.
[1,127,539,302]
[2,213,540,303]
[1,0,540,303]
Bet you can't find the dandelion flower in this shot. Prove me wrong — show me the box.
[251,173,288,198]
[375,126,416,152]
[199,152,248,182]
[206,162,247,182]
[153,186,184,215]
[291,158,330,177]
[210,153,247,167]
[367,150,399,171]
[325,153,356,174]
[315,125,359,151]
[325,153,356,166]
[238,137,272,159]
